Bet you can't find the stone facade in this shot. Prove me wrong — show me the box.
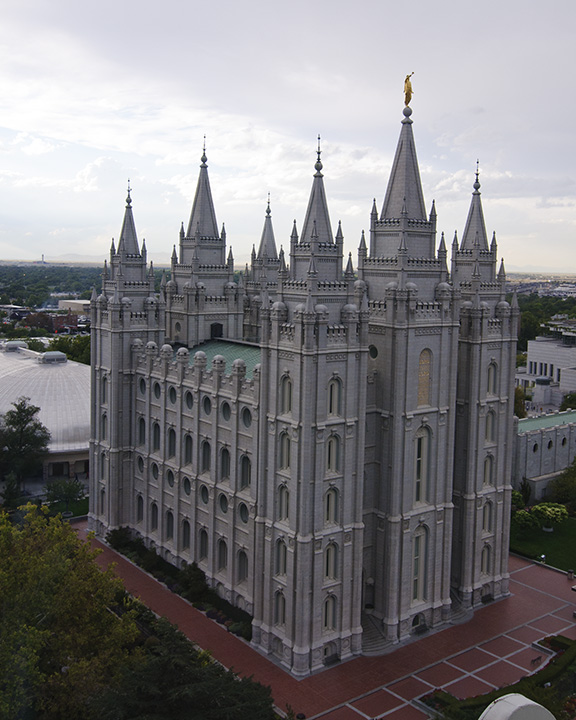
[90,106,518,677]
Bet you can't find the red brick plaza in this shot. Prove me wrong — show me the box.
[75,522,576,720]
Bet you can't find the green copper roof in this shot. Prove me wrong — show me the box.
[188,340,261,378]
[518,410,576,433]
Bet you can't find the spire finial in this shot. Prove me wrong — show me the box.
[266,192,271,217]
[126,179,132,207]
[201,135,207,166]
[315,134,323,175]
[474,160,481,192]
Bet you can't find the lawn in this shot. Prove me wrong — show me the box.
[510,516,576,571]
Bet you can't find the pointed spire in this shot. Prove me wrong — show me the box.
[498,258,506,281]
[371,198,378,216]
[257,195,278,259]
[118,180,140,255]
[291,220,299,244]
[335,220,343,243]
[141,238,147,262]
[438,232,447,256]
[186,143,219,238]
[452,230,459,251]
[359,230,367,253]
[345,252,354,278]
[460,163,489,251]
[307,254,317,277]
[300,138,334,245]
[279,246,287,274]
[490,231,497,254]
[380,106,427,221]
[171,245,178,263]
[429,199,437,220]
[110,238,116,256]
[227,246,234,264]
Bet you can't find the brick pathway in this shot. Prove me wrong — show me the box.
[74,522,576,719]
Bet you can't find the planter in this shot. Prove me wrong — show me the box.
[542,526,554,533]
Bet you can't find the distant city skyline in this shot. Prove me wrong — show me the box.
[0,0,574,271]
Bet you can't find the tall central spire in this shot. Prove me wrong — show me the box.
[299,136,334,245]
[460,165,489,250]
[380,107,427,221]
[186,142,219,239]
[118,181,140,256]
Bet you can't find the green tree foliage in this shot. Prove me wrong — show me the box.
[514,386,527,418]
[548,459,576,513]
[0,397,50,484]
[511,490,525,511]
[560,392,576,411]
[49,335,91,365]
[531,502,569,529]
[514,293,576,351]
[45,477,86,512]
[0,505,141,719]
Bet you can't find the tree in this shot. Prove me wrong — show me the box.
[45,477,86,513]
[531,502,568,530]
[0,397,51,484]
[514,386,527,418]
[49,335,91,365]
[0,505,141,719]
[560,392,576,412]
[549,458,576,513]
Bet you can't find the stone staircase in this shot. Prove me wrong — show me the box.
[361,613,391,655]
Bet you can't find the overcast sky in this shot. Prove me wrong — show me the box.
[0,0,574,272]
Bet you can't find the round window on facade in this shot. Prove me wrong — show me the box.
[152,462,159,479]
[185,391,194,410]
[200,484,209,504]
[137,456,144,473]
[154,382,161,399]
[203,396,212,415]
[239,502,249,523]
[169,386,177,404]
[219,493,229,513]
[139,378,146,395]
[242,407,252,428]
[221,401,231,421]
[167,469,175,487]
[369,345,378,359]
[183,477,191,495]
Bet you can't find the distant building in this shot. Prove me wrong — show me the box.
[90,104,518,676]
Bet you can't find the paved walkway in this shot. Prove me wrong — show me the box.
[74,521,576,719]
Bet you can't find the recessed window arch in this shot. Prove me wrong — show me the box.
[165,510,174,540]
[274,591,286,625]
[275,539,287,575]
[484,455,494,485]
[101,413,108,441]
[278,485,289,521]
[136,494,144,523]
[279,432,291,470]
[101,376,108,404]
[481,544,492,574]
[324,542,338,580]
[138,417,146,445]
[326,434,341,473]
[221,447,231,479]
[487,362,498,396]
[483,502,492,533]
[238,550,248,582]
[182,520,191,549]
[328,377,343,416]
[324,487,339,525]
[167,427,176,457]
[323,595,337,631]
[183,434,193,465]
[415,427,430,504]
[199,528,208,559]
[412,526,428,602]
[201,440,211,473]
[417,349,432,407]
[217,539,228,570]
[150,502,158,532]
[280,375,292,414]
[100,488,106,515]
[240,455,251,489]
[152,422,160,452]
[485,411,496,444]
[100,451,106,481]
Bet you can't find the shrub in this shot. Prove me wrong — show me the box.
[531,502,569,529]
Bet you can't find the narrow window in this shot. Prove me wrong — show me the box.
[167,428,176,458]
[101,376,108,404]
[217,539,228,570]
[328,378,342,416]
[481,545,491,574]
[199,529,208,559]
[238,550,248,582]
[327,435,341,472]
[275,592,286,625]
[201,441,211,473]
[324,488,339,525]
[101,413,108,440]
[487,363,497,396]
[221,448,231,479]
[415,428,430,503]
[483,502,492,533]
[275,539,287,575]
[165,511,174,540]
[152,422,160,452]
[138,417,146,445]
[136,494,143,522]
[323,596,336,630]
[150,502,158,531]
[240,455,251,489]
[279,432,291,470]
[280,376,292,414]
[278,485,289,521]
[182,520,191,549]
[485,411,495,443]
[184,434,193,465]
[412,527,427,602]
[324,543,338,580]
[484,455,493,485]
[417,349,432,407]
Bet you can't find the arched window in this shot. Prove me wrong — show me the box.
[152,422,160,452]
[100,451,106,481]
[327,435,341,473]
[275,539,287,575]
[138,417,146,446]
[240,455,251,489]
[324,488,339,525]
[182,520,191,549]
[199,529,208,559]
[238,550,248,582]
[165,511,174,540]
[485,411,495,444]
[279,432,291,470]
[184,434,193,465]
[221,448,230,479]
[101,413,108,441]
[323,596,337,631]
[167,428,176,458]
[328,378,342,416]
[484,455,494,485]
[412,527,428,602]
[483,502,492,533]
[280,376,292,414]
[415,427,430,504]
[201,441,211,473]
[217,539,228,570]
[278,485,289,521]
[150,502,158,531]
[100,488,106,515]
[275,591,286,625]
[136,494,143,523]
[101,376,108,404]
[481,545,491,574]
[324,543,338,580]
[417,349,432,407]
[487,363,497,396]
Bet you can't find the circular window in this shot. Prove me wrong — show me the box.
[242,407,252,428]
[239,502,249,523]
[139,378,146,395]
[369,345,378,359]
[169,386,177,404]
[219,494,228,513]
[166,469,175,487]
[152,462,159,479]
[137,456,144,472]
[200,485,209,504]
[154,382,161,399]
[203,396,212,415]
[533,443,539,453]
[221,401,231,421]
[183,477,191,495]
[185,391,194,410]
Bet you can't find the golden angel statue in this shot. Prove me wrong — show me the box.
[404,73,414,106]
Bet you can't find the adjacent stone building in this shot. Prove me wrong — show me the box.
[90,104,518,676]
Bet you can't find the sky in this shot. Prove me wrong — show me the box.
[0,0,574,272]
